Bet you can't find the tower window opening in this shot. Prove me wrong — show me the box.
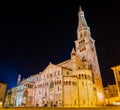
[67,71,69,75]
[80,33,83,37]
[58,86,59,91]
[69,81,71,85]
[118,71,120,75]
[64,81,66,85]
[59,80,61,84]
[82,74,84,79]
[55,81,57,85]
[78,66,80,69]
[58,70,60,75]
[54,72,56,76]
[56,101,58,104]
[66,81,68,85]
[79,74,81,79]
[84,31,87,36]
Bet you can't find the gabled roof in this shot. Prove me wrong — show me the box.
[57,59,71,66]
[41,62,61,74]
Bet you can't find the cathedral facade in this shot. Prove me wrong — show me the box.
[5,7,105,107]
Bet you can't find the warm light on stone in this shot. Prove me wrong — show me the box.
[5,6,105,108]
[0,82,7,107]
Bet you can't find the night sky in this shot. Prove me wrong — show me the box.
[0,0,120,89]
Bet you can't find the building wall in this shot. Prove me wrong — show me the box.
[34,64,63,107]
[16,84,24,106]
[63,76,77,107]
[5,63,97,107]
[111,65,120,98]
[0,82,7,107]
[104,84,119,105]
[5,55,98,107]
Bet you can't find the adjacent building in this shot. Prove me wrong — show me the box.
[104,84,119,105]
[111,65,120,98]
[102,65,120,105]
[5,6,105,107]
[0,82,7,107]
[107,65,120,105]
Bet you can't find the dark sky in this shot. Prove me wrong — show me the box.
[0,0,120,89]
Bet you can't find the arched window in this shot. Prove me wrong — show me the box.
[64,81,66,85]
[54,72,56,76]
[59,80,61,84]
[50,74,53,77]
[80,33,83,37]
[84,47,86,50]
[66,81,68,85]
[55,81,57,85]
[58,70,60,75]
[50,81,54,88]
[79,74,81,79]
[85,74,87,79]
[84,31,87,36]
[78,66,80,69]
[67,71,69,75]
[72,81,75,85]
[69,81,71,85]
[118,71,120,75]
[58,86,59,91]
[57,81,59,85]
[82,74,84,79]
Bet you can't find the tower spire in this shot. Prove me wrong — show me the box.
[71,48,76,57]
[78,6,88,29]
[79,6,82,12]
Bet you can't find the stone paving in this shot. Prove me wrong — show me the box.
[0,106,120,110]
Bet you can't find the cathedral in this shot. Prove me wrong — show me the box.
[5,6,105,107]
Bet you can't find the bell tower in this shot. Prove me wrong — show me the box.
[17,74,21,85]
[74,6,104,105]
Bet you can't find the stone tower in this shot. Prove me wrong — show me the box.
[74,6,104,105]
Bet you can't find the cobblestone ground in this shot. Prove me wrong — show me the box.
[0,106,120,110]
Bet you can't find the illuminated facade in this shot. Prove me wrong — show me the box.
[104,84,119,105]
[34,51,96,107]
[75,7,104,105]
[0,82,7,107]
[5,6,105,107]
[111,65,120,98]
[5,87,17,106]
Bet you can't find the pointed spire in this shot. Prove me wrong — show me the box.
[79,6,82,12]
[49,62,52,64]
[17,74,21,85]
[78,6,88,28]
[71,48,76,56]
